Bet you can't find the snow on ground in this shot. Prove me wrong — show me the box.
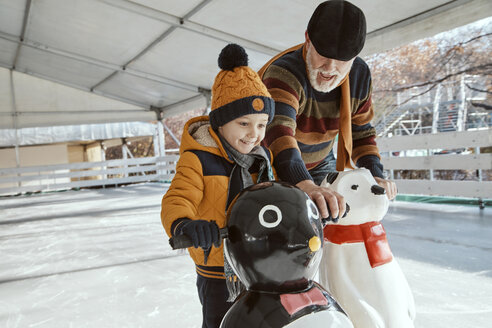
[0,183,491,327]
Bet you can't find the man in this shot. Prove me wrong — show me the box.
[259,0,396,220]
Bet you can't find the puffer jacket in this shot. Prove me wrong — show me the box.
[161,115,275,279]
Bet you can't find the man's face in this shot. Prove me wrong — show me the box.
[305,37,355,93]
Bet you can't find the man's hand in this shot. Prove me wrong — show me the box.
[374,177,397,200]
[296,179,345,220]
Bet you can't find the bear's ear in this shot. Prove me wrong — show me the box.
[322,172,339,186]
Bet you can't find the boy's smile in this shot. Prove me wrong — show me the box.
[218,113,269,154]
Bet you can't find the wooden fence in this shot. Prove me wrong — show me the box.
[0,155,178,196]
[377,129,492,199]
[2,130,491,200]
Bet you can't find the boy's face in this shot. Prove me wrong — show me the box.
[218,113,269,154]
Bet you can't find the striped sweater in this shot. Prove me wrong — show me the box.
[261,45,383,185]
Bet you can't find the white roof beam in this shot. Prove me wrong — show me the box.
[0,61,151,110]
[362,0,492,56]
[127,0,214,66]
[157,93,208,119]
[13,0,33,69]
[100,0,281,56]
[0,30,199,93]
[91,0,214,91]
[0,109,149,116]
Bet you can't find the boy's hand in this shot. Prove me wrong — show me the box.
[181,220,221,249]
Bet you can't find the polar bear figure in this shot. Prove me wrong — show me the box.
[319,168,415,328]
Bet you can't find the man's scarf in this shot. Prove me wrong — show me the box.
[258,43,354,172]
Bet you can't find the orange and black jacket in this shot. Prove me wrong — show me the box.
[161,116,275,279]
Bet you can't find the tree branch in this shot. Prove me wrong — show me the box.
[471,102,492,110]
[435,33,492,77]
[461,32,492,46]
[374,63,492,93]
[399,85,437,107]
[466,83,492,94]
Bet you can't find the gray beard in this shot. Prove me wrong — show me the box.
[305,46,346,93]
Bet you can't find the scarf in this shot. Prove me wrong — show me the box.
[218,134,274,301]
[324,221,393,268]
[258,43,354,172]
[219,135,274,209]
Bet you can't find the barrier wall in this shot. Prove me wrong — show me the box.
[378,129,492,199]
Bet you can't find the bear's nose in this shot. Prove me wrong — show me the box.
[309,236,321,252]
[371,185,386,195]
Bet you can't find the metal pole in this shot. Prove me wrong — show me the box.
[389,150,394,181]
[158,121,166,154]
[162,122,179,148]
[204,89,211,115]
[101,142,107,188]
[429,148,434,181]
[476,145,483,210]
[459,75,468,131]
[9,70,21,188]
[13,0,33,69]
[432,84,442,134]
[475,147,482,182]
[395,93,401,137]
[122,142,128,178]
[157,121,166,179]
[417,90,422,135]
[153,125,160,157]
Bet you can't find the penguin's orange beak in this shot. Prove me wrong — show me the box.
[309,236,321,252]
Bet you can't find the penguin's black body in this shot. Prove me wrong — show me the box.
[220,181,353,328]
[221,282,349,327]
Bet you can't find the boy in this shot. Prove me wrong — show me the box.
[161,44,275,328]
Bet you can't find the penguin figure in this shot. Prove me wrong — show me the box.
[220,181,354,328]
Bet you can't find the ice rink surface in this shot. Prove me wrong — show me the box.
[1,182,491,328]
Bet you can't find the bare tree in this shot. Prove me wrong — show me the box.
[367,21,491,117]
[365,19,491,182]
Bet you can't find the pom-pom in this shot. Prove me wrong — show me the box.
[218,44,248,71]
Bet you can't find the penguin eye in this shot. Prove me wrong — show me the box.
[351,184,359,190]
[306,199,319,220]
[258,204,282,228]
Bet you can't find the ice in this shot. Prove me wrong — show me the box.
[0,183,491,327]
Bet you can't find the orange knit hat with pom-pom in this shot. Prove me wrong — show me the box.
[209,44,274,130]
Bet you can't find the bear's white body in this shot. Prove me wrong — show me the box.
[319,169,415,328]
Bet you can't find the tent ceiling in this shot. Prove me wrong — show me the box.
[0,0,490,129]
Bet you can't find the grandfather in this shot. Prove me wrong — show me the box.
[259,0,396,219]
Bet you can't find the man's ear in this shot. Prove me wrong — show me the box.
[305,30,310,43]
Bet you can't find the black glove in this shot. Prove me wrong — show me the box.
[180,220,220,249]
[322,203,350,226]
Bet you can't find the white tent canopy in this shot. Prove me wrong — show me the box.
[1,0,491,129]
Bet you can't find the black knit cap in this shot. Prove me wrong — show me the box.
[307,0,366,61]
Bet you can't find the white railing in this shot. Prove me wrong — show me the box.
[3,130,491,200]
[377,129,492,199]
[0,155,179,196]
